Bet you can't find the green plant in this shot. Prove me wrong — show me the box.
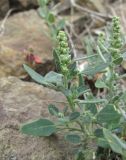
[38,0,65,42]
[21,17,126,160]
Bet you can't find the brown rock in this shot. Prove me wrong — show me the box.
[0,0,9,18]
[0,76,74,160]
[0,10,52,77]
[18,0,38,8]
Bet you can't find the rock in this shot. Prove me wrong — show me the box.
[0,0,9,18]
[18,0,38,8]
[0,10,52,77]
[0,77,74,160]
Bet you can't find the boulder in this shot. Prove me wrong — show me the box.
[0,10,52,77]
[0,77,74,160]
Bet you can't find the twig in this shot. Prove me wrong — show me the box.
[65,20,79,39]
[70,0,74,36]
[0,8,15,37]
[64,27,78,63]
[80,18,94,37]
[74,54,98,61]
[65,21,85,50]
[52,0,71,15]
[71,0,112,20]
[118,73,126,79]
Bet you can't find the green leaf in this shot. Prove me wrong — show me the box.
[21,119,56,136]
[103,128,126,155]
[95,79,108,88]
[85,103,97,115]
[48,104,59,116]
[23,64,56,88]
[97,104,121,125]
[23,64,44,83]
[69,112,80,121]
[44,71,63,86]
[38,0,49,6]
[65,134,81,144]
[77,87,89,97]
[97,138,109,148]
[82,62,110,76]
[94,129,103,138]
[47,13,55,23]
[38,6,48,19]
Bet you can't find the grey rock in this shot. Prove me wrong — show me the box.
[0,77,74,160]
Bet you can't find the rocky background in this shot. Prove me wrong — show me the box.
[0,0,126,160]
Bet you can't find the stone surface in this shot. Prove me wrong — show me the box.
[0,77,74,160]
[0,10,52,77]
[18,0,38,8]
[0,0,9,18]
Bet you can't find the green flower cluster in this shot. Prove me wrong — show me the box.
[56,31,71,75]
[109,16,122,62]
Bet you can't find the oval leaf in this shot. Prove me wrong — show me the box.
[97,138,109,148]
[65,134,81,144]
[69,112,80,121]
[23,64,55,88]
[21,119,56,136]
[95,79,108,88]
[97,104,121,125]
[82,62,110,76]
[47,13,55,23]
[48,104,59,116]
[44,71,63,85]
[23,64,44,84]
